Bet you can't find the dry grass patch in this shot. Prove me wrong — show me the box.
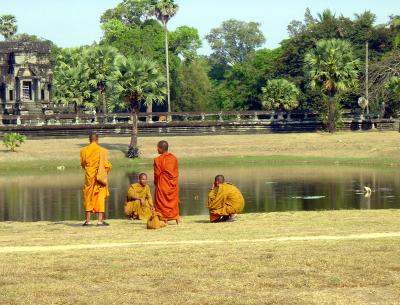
[1,132,400,165]
[0,211,400,304]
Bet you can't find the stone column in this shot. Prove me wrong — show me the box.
[3,84,7,103]
[16,79,21,102]
[33,79,38,101]
[253,112,259,121]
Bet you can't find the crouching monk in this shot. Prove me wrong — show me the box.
[80,133,112,226]
[154,140,181,224]
[124,173,153,220]
[208,175,245,223]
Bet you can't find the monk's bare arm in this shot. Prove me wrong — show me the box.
[80,150,85,169]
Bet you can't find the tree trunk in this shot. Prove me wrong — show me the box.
[146,102,153,122]
[328,95,336,133]
[127,107,139,158]
[101,90,107,115]
[164,23,171,115]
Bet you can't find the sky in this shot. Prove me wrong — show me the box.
[1,0,399,54]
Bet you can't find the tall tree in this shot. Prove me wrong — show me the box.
[169,26,202,61]
[109,56,166,158]
[261,79,300,118]
[53,49,96,112]
[0,15,17,39]
[206,19,266,66]
[150,0,179,114]
[100,0,156,26]
[174,58,213,111]
[305,39,360,132]
[83,46,120,114]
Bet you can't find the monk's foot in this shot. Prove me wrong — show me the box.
[228,214,238,221]
[176,218,182,225]
[97,221,110,227]
[82,221,92,227]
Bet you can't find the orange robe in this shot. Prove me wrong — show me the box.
[208,183,245,222]
[80,142,112,213]
[154,152,180,220]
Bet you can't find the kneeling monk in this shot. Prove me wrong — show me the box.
[80,133,112,226]
[124,173,153,220]
[154,140,181,224]
[208,175,245,223]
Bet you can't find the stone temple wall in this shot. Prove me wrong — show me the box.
[0,37,53,116]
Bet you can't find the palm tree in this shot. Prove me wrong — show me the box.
[305,39,360,132]
[83,46,119,114]
[261,79,300,119]
[150,0,178,115]
[110,56,166,158]
[0,15,17,40]
[53,49,96,112]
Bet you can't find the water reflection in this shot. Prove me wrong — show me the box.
[0,165,398,221]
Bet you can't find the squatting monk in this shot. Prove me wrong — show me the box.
[80,133,112,226]
[154,140,181,224]
[207,175,245,223]
[124,173,154,220]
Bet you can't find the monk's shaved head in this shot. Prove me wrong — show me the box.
[215,175,225,183]
[157,140,169,152]
[138,173,147,179]
[89,133,99,143]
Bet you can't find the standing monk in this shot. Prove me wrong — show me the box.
[154,140,181,224]
[80,133,112,226]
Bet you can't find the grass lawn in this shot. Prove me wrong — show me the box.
[1,210,400,305]
[0,132,400,171]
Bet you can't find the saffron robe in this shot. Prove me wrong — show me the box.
[154,152,180,220]
[124,183,153,220]
[80,142,112,213]
[208,182,245,222]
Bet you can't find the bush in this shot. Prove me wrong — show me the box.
[3,133,27,152]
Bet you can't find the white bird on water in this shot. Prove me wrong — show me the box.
[363,186,372,198]
[363,186,372,193]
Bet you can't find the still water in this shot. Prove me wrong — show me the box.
[0,165,399,222]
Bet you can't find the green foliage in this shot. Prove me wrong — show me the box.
[392,17,400,48]
[385,76,400,115]
[206,19,266,66]
[100,0,156,26]
[305,39,360,95]
[261,79,300,111]
[149,0,178,26]
[48,4,400,121]
[52,48,98,111]
[109,56,166,111]
[210,47,283,111]
[0,14,17,39]
[305,39,360,131]
[174,58,213,111]
[385,76,400,96]
[169,26,202,61]
[83,46,121,113]
[3,133,26,152]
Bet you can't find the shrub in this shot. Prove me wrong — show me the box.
[3,133,27,152]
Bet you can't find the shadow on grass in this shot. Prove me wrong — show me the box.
[49,221,145,228]
[193,220,211,224]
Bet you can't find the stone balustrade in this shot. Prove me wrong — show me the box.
[0,111,318,126]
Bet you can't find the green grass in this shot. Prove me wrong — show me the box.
[1,155,399,175]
